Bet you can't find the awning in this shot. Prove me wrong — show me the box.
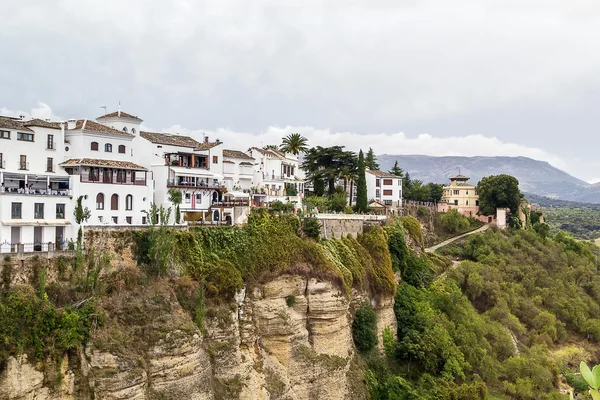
[224,191,250,199]
[170,166,218,178]
[2,220,72,226]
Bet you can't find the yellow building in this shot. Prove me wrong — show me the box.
[438,174,480,216]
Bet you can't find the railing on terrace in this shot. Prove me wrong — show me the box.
[1,187,71,196]
[403,199,436,207]
[0,240,76,254]
[267,175,295,181]
[211,200,250,207]
[167,180,222,189]
[80,175,146,185]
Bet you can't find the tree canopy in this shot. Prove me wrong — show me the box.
[365,147,380,170]
[302,146,357,196]
[476,174,521,216]
[355,150,368,212]
[280,133,308,155]
[389,161,403,177]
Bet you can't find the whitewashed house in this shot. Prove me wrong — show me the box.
[222,149,255,192]
[62,113,153,228]
[0,117,74,252]
[365,170,402,214]
[248,147,304,206]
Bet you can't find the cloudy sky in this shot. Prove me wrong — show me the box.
[1,0,599,181]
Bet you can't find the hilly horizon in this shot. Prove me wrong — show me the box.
[377,154,600,204]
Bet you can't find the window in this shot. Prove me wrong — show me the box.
[111,194,119,210]
[383,189,393,196]
[91,142,99,151]
[105,143,112,152]
[122,127,128,133]
[196,193,201,203]
[112,216,118,224]
[11,203,21,219]
[453,190,460,195]
[118,145,126,154]
[96,193,104,210]
[376,179,380,187]
[454,200,459,205]
[89,168,99,182]
[466,191,469,195]
[47,134,54,149]
[398,179,402,186]
[383,179,393,186]
[131,128,136,134]
[56,204,65,219]
[142,216,147,225]
[46,157,53,172]
[185,193,191,203]
[19,155,27,170]
[476,200,480,206]
[34,203,44,219]
[466,200,469,206]
[125,195,133,210]
[116,170,125,183]
[376,189,380,198]
[384,200,392,206]
[17,132,34,142]
[0,153,3,168]
[0,130,10,139]
[126,216,132,224]
[98,216,103,223]
[131,171,136,183]
[212,156,218,164]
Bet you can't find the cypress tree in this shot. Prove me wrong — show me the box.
[356,150,368,212]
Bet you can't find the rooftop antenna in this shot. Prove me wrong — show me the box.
[100,105,107,116]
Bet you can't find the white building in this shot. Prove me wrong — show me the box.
[222,149,255,192]
[365,170,402,213]
[0,117,73,252]
[248,147,304,206]
[62,114,153,228]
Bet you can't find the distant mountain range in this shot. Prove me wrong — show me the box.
[377,155,600,204]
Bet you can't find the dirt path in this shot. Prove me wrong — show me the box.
[425,224,490,253]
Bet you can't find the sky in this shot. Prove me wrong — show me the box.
[1,0,599,182]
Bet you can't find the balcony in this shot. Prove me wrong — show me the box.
[167,179,222,189]
[80,175,146,186]
[46,141,56,150]
[1,187,71,196]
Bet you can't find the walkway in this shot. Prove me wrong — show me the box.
[425,224,490,253]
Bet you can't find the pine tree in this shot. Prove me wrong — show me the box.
[365,147,380,170]
[356,150,368,212]
[390,161,403,176]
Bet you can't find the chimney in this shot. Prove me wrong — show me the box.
[67,119,76,130]
[204,136,209,143]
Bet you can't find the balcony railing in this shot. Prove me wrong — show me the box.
[1,187,71,196]
[80,175,146,185]
[19,162,29,171]
[0,240,76,254]
[167,180,222,189]
[46,141,56,150]
[268,174,295,181]
[211,200,250,207]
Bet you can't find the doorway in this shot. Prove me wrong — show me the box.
[34,227,43,251]
[10,227,20,251]
[55,226,64,250]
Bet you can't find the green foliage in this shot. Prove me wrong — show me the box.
[280,132,308,155]
[302,146,357,196]
[358,226,397,295]
[365,147,380,170]
[356,150,368,213]
[2,256,12,291]
[284,183,298,196]
[195,279,206,331]
[439,209,471,234]
[329,191,348,212]
[477,174,521,216]
[303,196,330,213]
[401,172,444,203]
[389,161,403,177]
[302,217,321,240]
[400,216,424,249]
[269,200,295,214]
[0,286,96,363]
[352,303,378,352]
[142,227,177,276]
[168,188,182,224]
[286,295,295,307]
[384,220,431,287]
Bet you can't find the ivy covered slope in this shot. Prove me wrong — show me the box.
[368,224,600,400]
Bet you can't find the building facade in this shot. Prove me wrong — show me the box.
[437,174,480,216]
[248,147,304,206]
[365,170,403,213]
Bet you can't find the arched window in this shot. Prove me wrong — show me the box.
[125,194,133,210]
[96,193,104,210]
[105,143,112,152]
[122,127,128,133]
[118,145,126,154]
[111,194,119,210]
[131,128,136,134]
[91,142,99,151]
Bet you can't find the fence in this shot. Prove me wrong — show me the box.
[0,240,76,254]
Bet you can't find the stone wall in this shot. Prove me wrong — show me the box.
[314,215,387,239]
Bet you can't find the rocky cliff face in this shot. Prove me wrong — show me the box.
[0,274,396,400]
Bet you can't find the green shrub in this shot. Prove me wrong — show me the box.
[303,196,329,213]
[439,209,471,234]
[352,303,378,352]
[286,295,296,307]
[303,218,321,240]
[400,216,424,248]
[329,191,348,212]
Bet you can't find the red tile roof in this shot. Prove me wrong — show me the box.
[140,131,199,148]
[223,149,254,160]
[366,170,399,178]
[68,119,133,136]
[97,111,142,121]
[60,158,146,170]
[0,117,34,132]
[23,119,62,129]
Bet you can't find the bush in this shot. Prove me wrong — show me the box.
[286,295,296,307]
[303,218,321,240]
[329,192,348,212]
[303,196,329,213]
[439,209,471,234]
[353,303,378,352]
[269,200,295,214]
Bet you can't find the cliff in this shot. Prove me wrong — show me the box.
[0,273,395,400]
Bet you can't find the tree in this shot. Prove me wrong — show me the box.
[280,133,308,155]
[426,183,444,203]
[389,161,404,177]
[302,146,357,196]
[476,174,521,216]
[356,150,368,212]
[263,144,279,151]
[365,147,380,170]
[73,196,91,250]
[168,188,182,224]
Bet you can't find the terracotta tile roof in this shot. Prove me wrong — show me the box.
[223,149,254,160]
[23,119,62,129]
[97,110,142,121]
[68,119,133,136]
[239,161,254,166]
[194,140,221,151]
[60,158,146,170]
[248,146,284,158]
[0,117,34,132]
[140,131,200,148]
[223,160,235,164]
[450,174,469,180]
[366,170,399,178]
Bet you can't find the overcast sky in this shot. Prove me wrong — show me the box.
[1,0,599,181]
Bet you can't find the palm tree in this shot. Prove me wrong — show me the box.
[302,146,357,196]
[263,144,279,151]
[280,133,308,155]
[168,188,182,224]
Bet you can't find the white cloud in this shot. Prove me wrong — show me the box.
[0,103,63,121]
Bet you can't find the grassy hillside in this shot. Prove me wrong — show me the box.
[367,226,600,399]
